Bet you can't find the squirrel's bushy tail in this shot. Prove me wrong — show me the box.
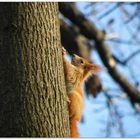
[70,118,79,137]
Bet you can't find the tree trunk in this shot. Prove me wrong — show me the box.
[0,2,70,137]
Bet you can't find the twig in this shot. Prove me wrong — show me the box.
[98,3,122,20]
[113,49,140,65]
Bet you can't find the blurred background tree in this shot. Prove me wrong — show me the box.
[59,2,140,137]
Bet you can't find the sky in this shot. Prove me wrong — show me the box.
[65,2,140,137]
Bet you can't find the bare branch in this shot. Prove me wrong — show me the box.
[59,2,140,104]
[104,91,125,137]
[98,3,122,20]
[113,49,140,65]
[107,39,138,46]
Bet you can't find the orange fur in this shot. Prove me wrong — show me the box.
[70,117,79,137]
[62,47,101,137]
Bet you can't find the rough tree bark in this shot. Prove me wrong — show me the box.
[0,2,70,137]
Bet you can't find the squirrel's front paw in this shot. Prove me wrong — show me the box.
[67,97,70,103]
[62,47,66,56]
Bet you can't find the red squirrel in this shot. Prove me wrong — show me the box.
[62,47,101,137]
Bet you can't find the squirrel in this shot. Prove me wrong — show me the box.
[62,47,102,137]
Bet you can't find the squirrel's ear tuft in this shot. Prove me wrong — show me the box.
[89,64,106,74]
[84,64,107,80]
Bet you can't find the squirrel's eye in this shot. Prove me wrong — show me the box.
[80,60,84,64]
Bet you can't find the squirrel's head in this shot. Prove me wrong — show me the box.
[71,54,102,80]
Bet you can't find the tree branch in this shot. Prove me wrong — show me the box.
[59,2,140,104]
[113,49,140,65]
[98,3,122,20]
